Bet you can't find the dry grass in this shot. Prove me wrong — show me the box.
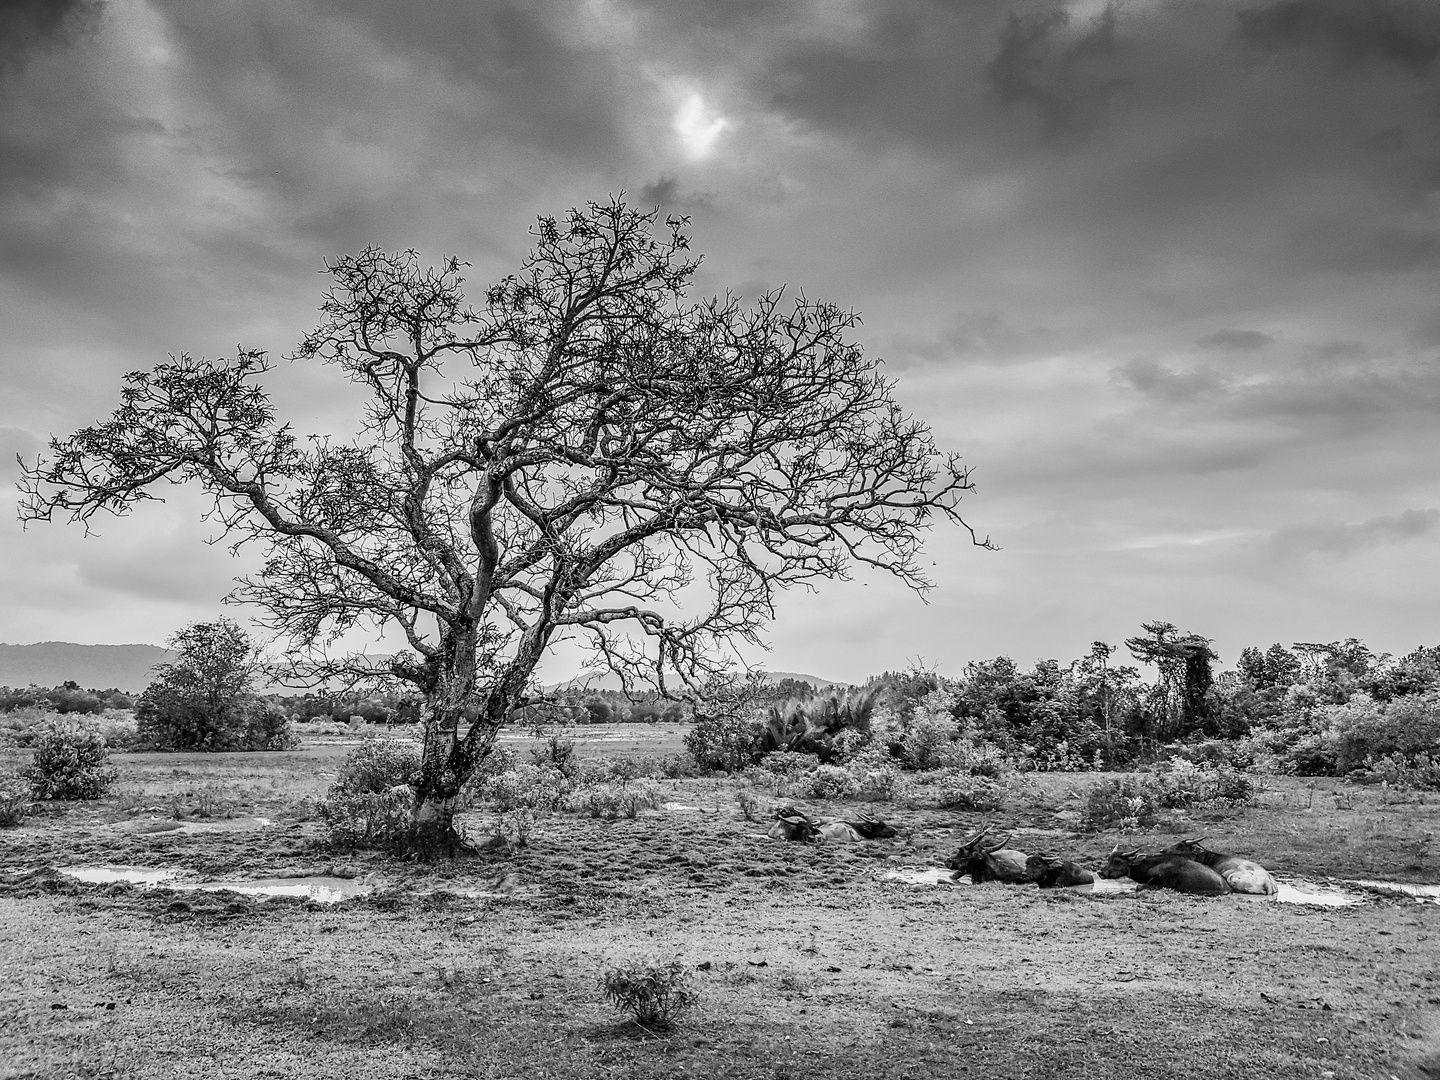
[1,730,1438,1079]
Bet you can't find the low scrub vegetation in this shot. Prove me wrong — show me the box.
[21,724,118,800]
[0,770,31,826]
[317,737,424,849]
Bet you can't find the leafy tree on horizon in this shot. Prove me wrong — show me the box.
[19,198,985,853]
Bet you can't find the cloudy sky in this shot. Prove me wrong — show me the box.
[2,0,1439,681]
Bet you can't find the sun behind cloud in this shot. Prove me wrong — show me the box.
[673,92,730,159]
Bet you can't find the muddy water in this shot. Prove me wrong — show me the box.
[879,866,1428,907]
[54,866,370,904]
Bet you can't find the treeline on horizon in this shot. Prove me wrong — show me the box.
[4,620,1439,781]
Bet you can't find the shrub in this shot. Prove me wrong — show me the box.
[1281,736,1338,777]
[1333,692,1440,774]
[570,778,663,819]
[684,711,763,772]
[0,771,32,826]
[1151,759,1255,808]
[735,788,771,820]
[22,725,118,800]
[600,960,695,1029]
[800,764,860,800]
[482,762,571,812]
[900,713,959,771]
[851,762,905,802]
[1364,752,1440,792]
[1080,775,1165,831]
[760,750,821,776]
[333,738,421,794]
[931,769,1005,811]
[317,786,413,848]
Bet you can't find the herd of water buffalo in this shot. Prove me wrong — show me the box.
[767,811,1279,896]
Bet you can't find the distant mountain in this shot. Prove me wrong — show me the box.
[547,669,841,693]
[0,642,173,694]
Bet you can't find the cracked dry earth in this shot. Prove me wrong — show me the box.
[2,793,1439,1080]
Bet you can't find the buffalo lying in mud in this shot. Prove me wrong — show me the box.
[769,813,819,842]
[1163,836,1278,895]
[948,828,1033,884]
[769,809,898,843]
[1026,853,1096,888]
[1102,845,1232,896]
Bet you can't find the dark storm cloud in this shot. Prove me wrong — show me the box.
[1113,358,1230,404]
[1236,0,1440,73]
[1197,329,1274,352]
[1265,508,1440,558]
[0,0,102,76]
[986,4,1130,139]
[634,175,715,216]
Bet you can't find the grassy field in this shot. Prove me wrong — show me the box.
[2,725,1438,1079]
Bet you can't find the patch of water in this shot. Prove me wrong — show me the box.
[53,866,369,904]
[662,802,705,813]
[1345,879,1440,903]
[175,877,371,903]
[1272,882,1358,907]
[57,866,187,887]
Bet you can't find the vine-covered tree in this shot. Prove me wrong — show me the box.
[19,198,985,851]
[1126,621,1219,740]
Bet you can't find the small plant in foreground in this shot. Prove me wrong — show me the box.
[600,960,695,1029]
[22,724,118,800]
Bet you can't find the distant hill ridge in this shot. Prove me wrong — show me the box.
[0,642,842,698]
[0,642,173,694]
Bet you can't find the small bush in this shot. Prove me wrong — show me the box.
[851,763,905,802]
[333,738,421,794]
[317,786,413,848]
[735,788,771,821]
[761,750,822,776]
[1364,752,1440,792]
[1080,775,1164,831]
[931,769,1005,811]
[900,714,959,771]
[600,960,695,1029]
[684,711,762,772]
[800,764,860,800]
[22,725,118,800]
[0,771,32,826]
[482,762,571,812]
[1152,759,1255,808]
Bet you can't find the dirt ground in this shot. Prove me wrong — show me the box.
[2,731,1438,1080]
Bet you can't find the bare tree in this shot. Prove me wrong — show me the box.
[19,198,987,853]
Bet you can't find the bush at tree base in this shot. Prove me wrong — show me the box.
[930,769,1005,811]
[316,737,426,849]
[22,725,118,800]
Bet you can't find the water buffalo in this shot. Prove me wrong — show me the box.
[1102,845,1231,896]
[1163,836,1278,895]
[948,828,1034,884]
[768,813,818,842]
[827,811,899,840]
[1026,853,1096,888]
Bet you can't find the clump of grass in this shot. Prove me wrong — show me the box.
[600,960,695,1030]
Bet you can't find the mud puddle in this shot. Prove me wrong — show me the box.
[54,865,370,904]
